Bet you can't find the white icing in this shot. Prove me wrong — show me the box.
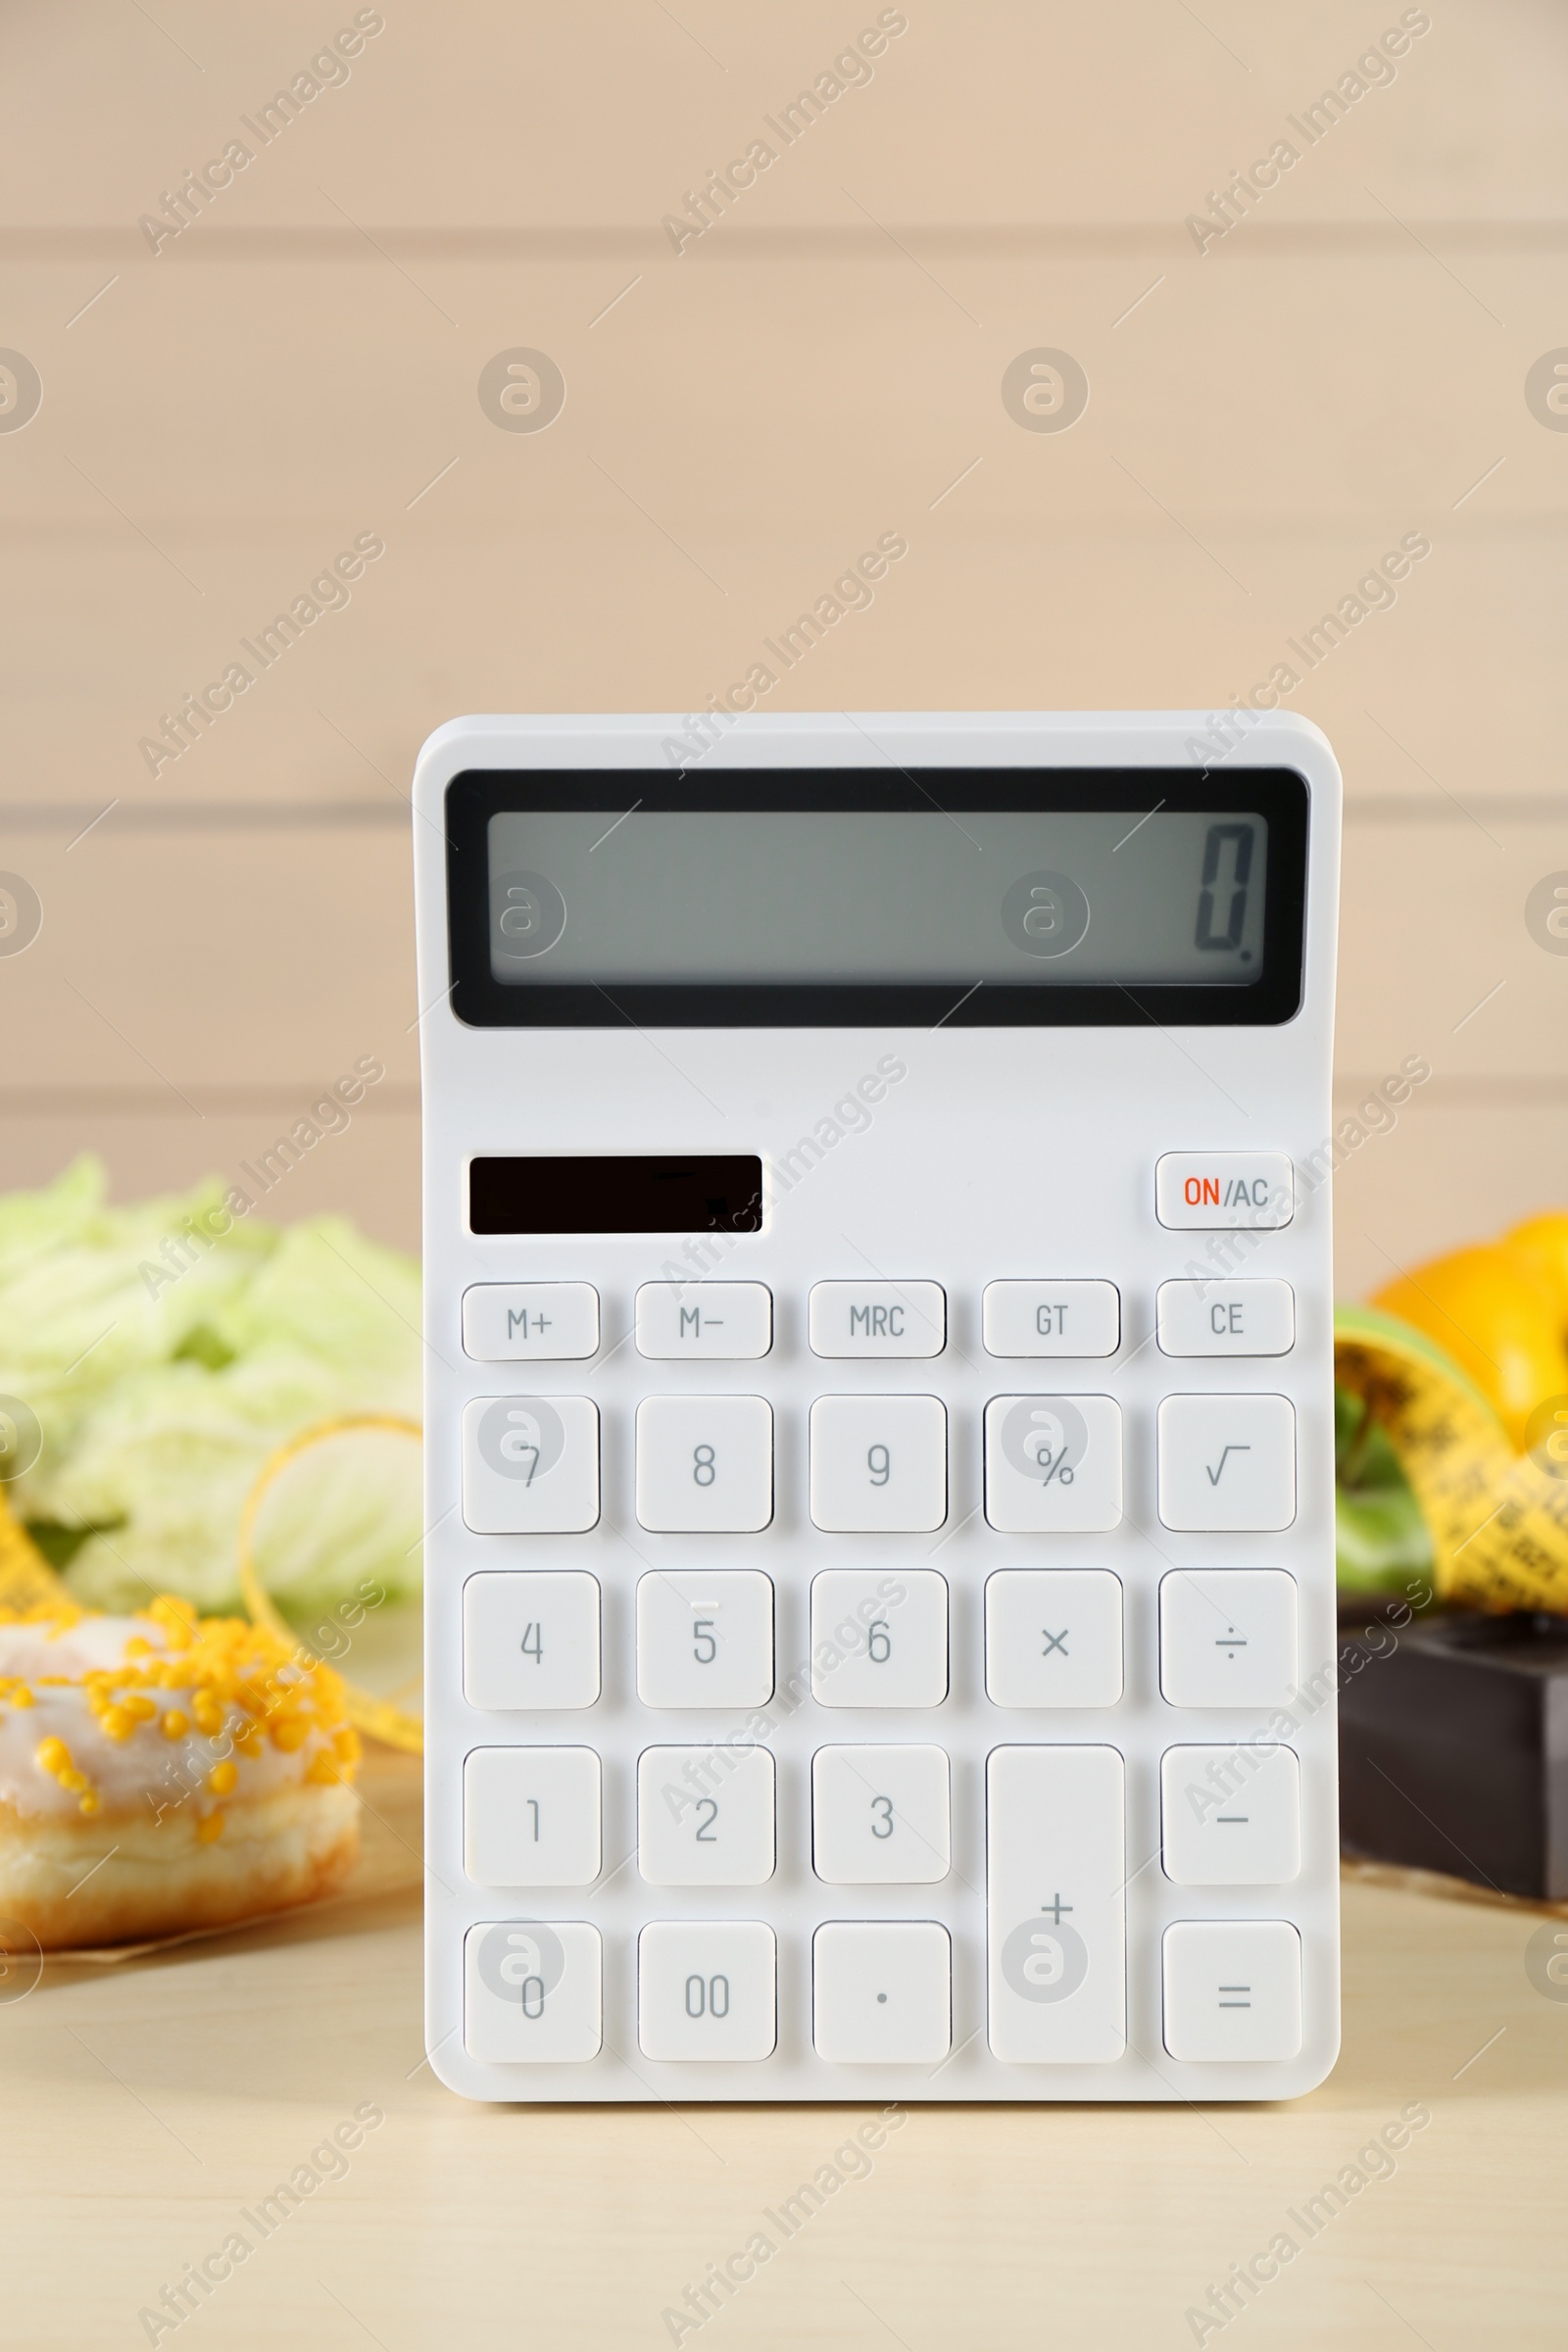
[0,1613,342,1823]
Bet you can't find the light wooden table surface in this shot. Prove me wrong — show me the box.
[3,1751,1564,2351]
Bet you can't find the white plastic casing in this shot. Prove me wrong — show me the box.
[415,710,1342,2104]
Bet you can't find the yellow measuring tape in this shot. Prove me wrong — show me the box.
[236,1413,424,1753]
[1335,1303,1568,1613]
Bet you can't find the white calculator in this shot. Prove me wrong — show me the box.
[413,710,1342,2104]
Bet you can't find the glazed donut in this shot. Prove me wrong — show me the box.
[0,1595,361,1949]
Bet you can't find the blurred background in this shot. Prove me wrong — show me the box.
[1,0,1563,1298]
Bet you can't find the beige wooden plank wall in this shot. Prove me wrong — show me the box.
[1,0,1564,1294]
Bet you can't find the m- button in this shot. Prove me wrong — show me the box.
[636,1282,772,1359]
[1155,1153,1293,1231]
[808,1281,945,1359]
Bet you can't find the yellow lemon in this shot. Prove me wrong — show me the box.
[1372,1245,1568,1447]
[1501,1212,1568,1332]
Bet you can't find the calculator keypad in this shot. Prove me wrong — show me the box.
[451,1258,1321,2090]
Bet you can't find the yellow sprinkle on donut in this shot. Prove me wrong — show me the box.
[6,1595,360,1818]
[33,1734,99,1810]
[147,1594,198,1648]
[0,1599,82,1632]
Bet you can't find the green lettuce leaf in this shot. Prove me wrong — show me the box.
[1335,1384,1434,1595]
[0,1158,421,1616]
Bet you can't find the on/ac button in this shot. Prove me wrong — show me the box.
[1155,1152,1294,1230]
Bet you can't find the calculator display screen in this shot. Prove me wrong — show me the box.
[445,767,1308,1027]
[485,808,1266,987]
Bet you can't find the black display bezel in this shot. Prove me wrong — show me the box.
[443,765,1309,1027]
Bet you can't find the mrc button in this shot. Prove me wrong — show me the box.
[808,1280,945,1358]
[1155,1152,1293,1231]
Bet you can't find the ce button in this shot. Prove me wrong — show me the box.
[1155,1280,1295,1359]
